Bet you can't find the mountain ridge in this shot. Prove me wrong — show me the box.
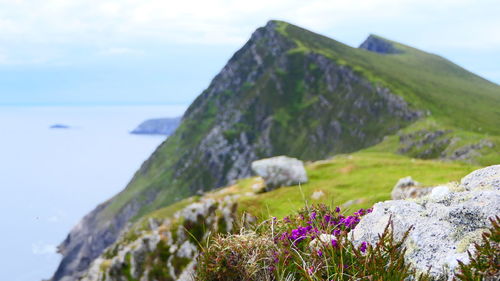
[51,20,500,281]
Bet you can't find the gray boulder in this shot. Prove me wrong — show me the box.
[350,165,500,279]
[461,164,500,191]
[391,176,434,200]
[251,156,308,191]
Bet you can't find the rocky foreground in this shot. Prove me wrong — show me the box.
[76,161,499,280]
[351,165,500,278]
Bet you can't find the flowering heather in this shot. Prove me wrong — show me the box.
[195,205,500,280]
[360,241,367,253]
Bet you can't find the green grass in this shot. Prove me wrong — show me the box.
[236,152,477,219]
[141,152,478,222]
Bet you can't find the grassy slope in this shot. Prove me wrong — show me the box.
[102,20,500,224]
[277,22,500,135]
[236,152,478,218]
[132,152,478,229]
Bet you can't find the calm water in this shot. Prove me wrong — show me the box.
[0,105,186,281]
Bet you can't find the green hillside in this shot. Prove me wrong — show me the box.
[278,22,500,134]
[52,20,500,281]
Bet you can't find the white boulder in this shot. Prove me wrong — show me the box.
[350,165,500,279]
[461,164,500,191]
[251,156,308,191]
[391,176,433,200]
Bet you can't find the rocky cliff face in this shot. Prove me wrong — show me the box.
[51,21,422,281]
[79,195,239,281]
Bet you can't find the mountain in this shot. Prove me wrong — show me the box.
[131,117,181,136]
[51,20,500,281]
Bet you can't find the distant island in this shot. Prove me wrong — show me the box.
[50,124,70,129]
[130,117,181,136]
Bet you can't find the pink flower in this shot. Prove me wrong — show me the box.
[307,266,315,275]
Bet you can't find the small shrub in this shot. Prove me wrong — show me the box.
[271,205,429,281]
[196,232,277,281]
[454,216,500,281]
[195,204,430,281]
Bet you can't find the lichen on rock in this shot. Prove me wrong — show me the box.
[350,165,500,279]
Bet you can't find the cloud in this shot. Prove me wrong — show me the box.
[0,0,497,67]
[0,0,496,45]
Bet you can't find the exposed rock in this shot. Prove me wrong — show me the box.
[130,117,181,136]
[79,196,238,281]
[311,190,325,200]
[309,234,336,250]
[342,198,366,208]
[397,129,495,164]
[350,165,500,279]
[52,188,159,281]
[251,156,308,191]
[461,164,500,191]
[175,198,217,223]
[446,139,495,162]
[391,176,434,200]
[359,35,403,54]
[398,129,451,158]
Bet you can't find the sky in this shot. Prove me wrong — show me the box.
[0,0,499,105]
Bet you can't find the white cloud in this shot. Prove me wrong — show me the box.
[0,0,497,63]
[0,0,494,44]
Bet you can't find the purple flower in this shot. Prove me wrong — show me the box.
[310,212,317,220]
[283,216,291,223]
[307,266,314,275]
[360,242,367,253]
[331,239,338,248]
[324,214,331,223]
[317,249,323,257]
[335,206,341,213]
[333,229,341,236]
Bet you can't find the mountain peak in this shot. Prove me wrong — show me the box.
[359,34,402,54]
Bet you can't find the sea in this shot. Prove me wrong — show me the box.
[0,105,187,281]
